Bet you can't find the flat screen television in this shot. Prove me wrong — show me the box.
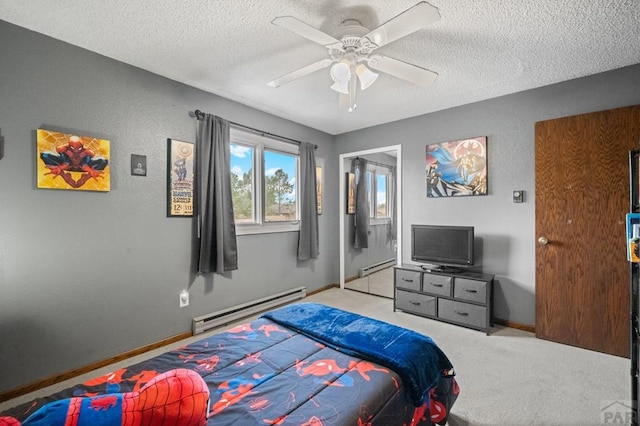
[411,224,474,270]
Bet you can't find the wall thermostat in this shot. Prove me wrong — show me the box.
[513,190,524,203]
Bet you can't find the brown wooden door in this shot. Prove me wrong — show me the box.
[535,105,640,357]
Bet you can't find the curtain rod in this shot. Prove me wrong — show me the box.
[355,157,395,169]
[193,110,317,150]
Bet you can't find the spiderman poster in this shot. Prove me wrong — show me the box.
[37,129,111,192]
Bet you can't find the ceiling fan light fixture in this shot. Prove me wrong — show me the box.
[330,61,351,94]
[355,64,378,90]
[331,80,350,94]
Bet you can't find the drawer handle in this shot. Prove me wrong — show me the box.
[429,283,443,287]
[402,278,414,283]
[410,301,421,306]
[454,310,469,316]
[463,289,478,293]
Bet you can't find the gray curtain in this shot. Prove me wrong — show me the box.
[386,165,397,247]
[297,142,319,260]
[352,157,369,248]
[196,114,238,273]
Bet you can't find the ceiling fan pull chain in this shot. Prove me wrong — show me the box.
[348,63,357,112]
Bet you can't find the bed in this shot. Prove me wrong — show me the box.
[0,302,459,425]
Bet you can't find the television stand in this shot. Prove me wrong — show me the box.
[394,264,494,334]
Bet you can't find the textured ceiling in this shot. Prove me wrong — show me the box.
[1,0,639,135]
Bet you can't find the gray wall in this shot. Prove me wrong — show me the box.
[337,64,640,326]
[0,21,338,393]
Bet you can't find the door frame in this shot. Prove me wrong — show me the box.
[339,145,402,288]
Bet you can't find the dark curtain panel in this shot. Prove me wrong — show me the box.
[386,165,397,247]
[353,157,369,248]
[297,142,319,260]
[196,114,238,273]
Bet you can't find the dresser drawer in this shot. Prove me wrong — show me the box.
[422,273,452,297]
[395,290,436,317]
[438,299,487,329]
[395,269,422,291]
[454,278,487,304]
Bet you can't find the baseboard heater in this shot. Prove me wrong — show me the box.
[358,258,396,278]
[192,286,306,335]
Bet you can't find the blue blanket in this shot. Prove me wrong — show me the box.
[262,302,453,405]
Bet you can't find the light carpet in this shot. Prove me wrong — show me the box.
[0,288,630,425]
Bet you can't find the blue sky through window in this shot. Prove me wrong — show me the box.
[230,143,252,177]
[230,145,296,182]
[264,151,296,181]
[377,175,387,203]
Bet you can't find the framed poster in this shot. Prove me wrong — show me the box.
[426,136,487,197]
[37,129,110,192]
[131,154,147,176]
[167,138,195,217]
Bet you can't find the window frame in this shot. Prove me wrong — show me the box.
[230,127,300,235]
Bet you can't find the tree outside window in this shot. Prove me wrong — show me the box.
[230,143,254,223]
[265,150,297,221]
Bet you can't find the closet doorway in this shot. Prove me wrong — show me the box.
[339,145,402,298]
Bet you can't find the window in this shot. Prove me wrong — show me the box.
[264,150,297,222]
[367,163,392,223]
[230,142,254,223]
[229,128,299,234]
[376,173,389,218]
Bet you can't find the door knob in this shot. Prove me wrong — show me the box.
[538,236,549,245]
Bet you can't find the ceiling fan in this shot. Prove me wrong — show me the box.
[267,2,440,112]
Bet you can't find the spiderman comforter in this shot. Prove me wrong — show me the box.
[1,303,458,426]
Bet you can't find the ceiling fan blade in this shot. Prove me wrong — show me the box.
[272,16,341,47]
[364,2,440,49]
[267,59,333,88]
[367,54,437,87]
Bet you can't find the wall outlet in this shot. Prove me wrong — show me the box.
[179,290,189,307]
